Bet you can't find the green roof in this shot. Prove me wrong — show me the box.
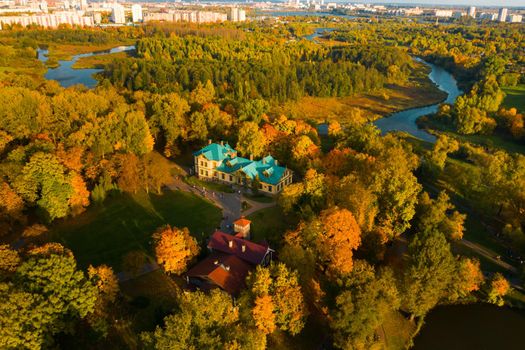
[193,142,236,161]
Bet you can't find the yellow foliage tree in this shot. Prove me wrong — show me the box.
[153,226,200,275]
[488,273,510,306]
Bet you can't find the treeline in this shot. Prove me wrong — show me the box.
[105,30,414,101]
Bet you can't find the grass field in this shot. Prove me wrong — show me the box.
[72,50,133,69]
[502,85,525,113]
[50,189,221,270]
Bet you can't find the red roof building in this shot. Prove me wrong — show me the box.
[207,230,273,266]
[186,252,252,296]
[186,230,274,296]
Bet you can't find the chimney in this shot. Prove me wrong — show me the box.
[208,139,212,145]
[262,158,266,164]
[228,240,233,248]
[220,140,224,146]
[242,244,246,252]
[249,154,253,161]
[275,159,278,166]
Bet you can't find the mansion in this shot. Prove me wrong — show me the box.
[193,141,293,195]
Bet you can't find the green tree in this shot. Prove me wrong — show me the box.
[143,289,265,350]
[402,229,456,319]
[330,260,400,350]
[14,152,73,221]
[236,121,266,158]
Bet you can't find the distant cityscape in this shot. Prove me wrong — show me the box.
[0,0,523,29]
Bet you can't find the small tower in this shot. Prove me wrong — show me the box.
[233,216,251,240]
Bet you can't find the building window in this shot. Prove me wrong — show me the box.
[221,173,225,180]
[268,185,272,192]
[214,172,217,177]
[200,170,203,175]
[229,175,233,181]
[205,171,208,176]
[204,162,208,167]
[200,161,204,166]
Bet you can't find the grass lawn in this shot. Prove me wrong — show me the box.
[244,192,275,203]
[247,206,297,247]
[502,85,525,113]
[50,189,221,270]
[184,176,235,193]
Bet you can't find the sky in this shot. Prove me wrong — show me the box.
[367,0,525,6]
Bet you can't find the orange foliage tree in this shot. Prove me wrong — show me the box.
[318,207,362,277]
[153,225,200,275]
[488,273,510,306]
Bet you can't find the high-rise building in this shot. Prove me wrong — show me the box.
[228,7,246,22]
[508,14,522,23]
[498,8,508,22]
[131,4,142,23]
[468,6,476,18]
[111,3,126,24]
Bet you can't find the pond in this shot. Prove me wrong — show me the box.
[37,45,135,88]
[414,304,525,349]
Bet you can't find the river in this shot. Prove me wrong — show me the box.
[37,45,135,88]
[306,29,462,143]
[373,58,462,143]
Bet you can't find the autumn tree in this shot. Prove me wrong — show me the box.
[236,121,266,158]
[87,265,120,336]
[153,226,200,275]
[428,135,459,170]
[330,260,400,350]
[318,207,362,277]
[0,244,20,276]
[243,263,307,336]
[415,191,466,240]
[449,258,484,301]
[0,244,97,349]
[487,273,510,306]
[143,289,266,350]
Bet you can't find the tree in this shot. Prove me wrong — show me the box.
[428,135,459,170]
[142,152,172,194]
[278,183,304,214]
[487,273,510,306]
[13,152,73,221]
[153,226,200,275]
[449,258,484,301]
[236,121,266,158]
[189,80,215,106]
[415,192,466,241]
[87,265,120,336]
[0,245,97,349]
[402,229,456,319]
[318,207,361,277]
[330,260,400,350]
[0,245,20,275]
[68,172,90,216]
[252,295,276,334]
[143,289,265,350]
[238,99,269,125]
[244,263,307,336]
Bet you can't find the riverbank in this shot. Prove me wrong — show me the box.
[274,62,446,125]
